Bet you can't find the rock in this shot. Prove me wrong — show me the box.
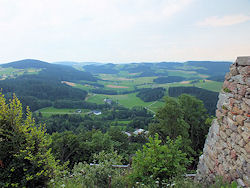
[217,93,233,111]
[236,56,250,66]
[241,102,249,113]
[244,142,250,154]
[230,66,239,76]
[230,75,244,84]
[237,178,246,187]
[225,72,232,80]
[246,77,250,87]
[232,106,243,115]
[230,150,237,160]
[244,121,250,132]
[245,91,250,99]
[238,66,250,76]
[239,139,246,147]
[236,115,246,126]
[220,130,227,141]
[242,98,250,106]
[243,175,250,187]
[226,129,232,136]
[242,132,249,143]
[237,84,247,96]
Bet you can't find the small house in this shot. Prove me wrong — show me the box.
[92,110,102,115]
[104,98,112,105]
[75,109,82,113]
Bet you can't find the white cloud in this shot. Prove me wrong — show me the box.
[197,14,250,27]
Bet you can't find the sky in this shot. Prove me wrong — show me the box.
[0,0,250,63]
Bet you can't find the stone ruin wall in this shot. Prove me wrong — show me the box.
[196,56,250,187]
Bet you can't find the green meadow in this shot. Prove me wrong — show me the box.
[36,107,90,117]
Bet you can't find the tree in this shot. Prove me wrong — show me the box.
[149,97,190,142]
[0,93,60,187]
[178,94,209,153]
[129,134,190,186]
[149,95,210,168]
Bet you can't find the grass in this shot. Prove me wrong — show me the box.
[167,70,206,78]
[86,94,106,104]
[36,107,89,117]
[0,67,42,79]
[194,81,223,92]
[86,92,164,113]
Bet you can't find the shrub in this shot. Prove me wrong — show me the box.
[128,134,190,186]
[49,150,127,188]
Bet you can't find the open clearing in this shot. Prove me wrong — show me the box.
[36,107,89,117]
[61,81,76,86]
[106,85,129,88]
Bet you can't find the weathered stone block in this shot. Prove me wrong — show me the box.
[230,150,237,160]
[242,97,250,106]
[236,115,246,126]
[236,56,250,66]
[244,142,250,154]
[241,102,249,113]
[237,178,246,187]
[239,139,246,147]
[230,75,244,84]
[232,106,243,115]
[217,92,233,111]
[246,77,250,87]
[225,72,232,80]
[237,84,247,96]
[242,132,249,143]
[230,66,239,76]
[220,130,227,141]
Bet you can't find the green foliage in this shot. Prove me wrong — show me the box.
[149,95,211,168]
[50,150,127,188]
[0,93,61,187]
[168,86,219,115]
[210,177,238,188]
[129,134,190,186]
[223,87,231,93]
[178,94,210,166]
[136,87,165,102]
[153,76,185,84]
[172,176,240,188]
[149,97,192,156]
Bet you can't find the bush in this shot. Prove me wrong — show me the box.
[128,134,190,186]
[49,150,127,188]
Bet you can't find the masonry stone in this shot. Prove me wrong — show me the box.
[196,57,250,187]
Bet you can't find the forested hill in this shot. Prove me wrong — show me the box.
[1,59,52,69]
[2,59,97,82]
[0,59,97,111]
[186,61,232,76]
[82,61,232,77]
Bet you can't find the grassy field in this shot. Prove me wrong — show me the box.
[36,107,90,117]
[0,67,41,79]
[67,67,222,115]
[86,92,165,113]
[194,81,223,92]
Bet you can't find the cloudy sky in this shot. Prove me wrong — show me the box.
[0,0,249,63]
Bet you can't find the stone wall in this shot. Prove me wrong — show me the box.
[196,56,250,187]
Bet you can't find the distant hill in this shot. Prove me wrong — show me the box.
[54,61,102,66]
[1,59,51,69]
[1,59,97,82]
[185,61,232,76]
